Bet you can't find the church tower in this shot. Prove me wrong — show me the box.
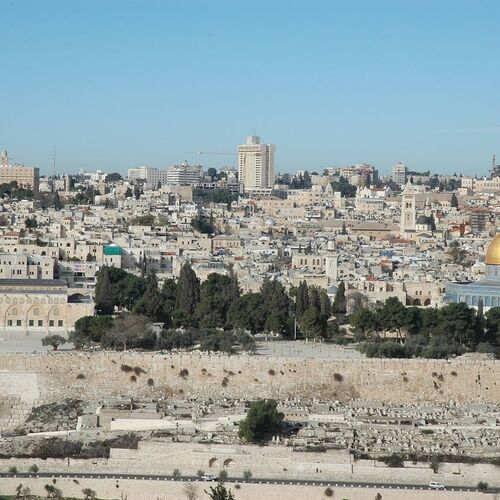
[400,181,417,235]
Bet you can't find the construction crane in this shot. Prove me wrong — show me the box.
[186,151,237,156]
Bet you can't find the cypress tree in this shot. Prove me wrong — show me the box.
[333,282,346,314]
[175,262,200,316]
[295,281,309,320]
[95,268,114,315]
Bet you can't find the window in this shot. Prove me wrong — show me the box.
[16,320,22,326]
[7,320,12,326]
[29,320,34,327]
[58,320,63,327]
[49,320,54,327]
[38,320,43,327]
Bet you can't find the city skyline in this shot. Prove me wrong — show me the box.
[2,1,500,175]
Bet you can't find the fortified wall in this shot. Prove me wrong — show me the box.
[0,352,499,414]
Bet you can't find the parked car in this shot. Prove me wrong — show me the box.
[201,473,216,481]
[429,481,445,490]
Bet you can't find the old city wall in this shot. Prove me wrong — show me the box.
[0,352,499,406]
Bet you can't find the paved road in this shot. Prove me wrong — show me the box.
[0,472,495,494]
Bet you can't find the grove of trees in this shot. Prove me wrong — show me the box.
[351,297,499,358]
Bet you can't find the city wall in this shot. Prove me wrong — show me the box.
[0,352,499,407]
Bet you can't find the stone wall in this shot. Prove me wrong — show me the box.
[0,352,499,406]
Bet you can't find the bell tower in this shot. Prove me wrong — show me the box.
[400,181,416,235]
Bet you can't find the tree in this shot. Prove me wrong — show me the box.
[333,282,346,314]
[71,315,113,347]
[260,279,292,336]
[175,263,200,320]
[133,271,165,322]
[485,307,500,346]
[94,268,115,315]
[226,293,265,334]
[183,483,199,500]
[25,217,38,228]
[191,215,213,234]
[436,302,478,347]
[295,280,309,320]
[239,399,284,442]
[351,308,379,340]
[450,193,459,209]
[206,483,235,500]
[195,273,240,329]
[100,314,152,350]
[82,488,97,500]
[44,484,62,498]
[41,334,66,351]
[300,307,325,339]
[105,172,122,182]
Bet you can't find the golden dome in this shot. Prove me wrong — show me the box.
[485,234,500,265]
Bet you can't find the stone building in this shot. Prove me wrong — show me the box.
[445,233,500,310]
[0,279,93,334]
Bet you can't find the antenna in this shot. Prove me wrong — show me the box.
[53,145,56,178]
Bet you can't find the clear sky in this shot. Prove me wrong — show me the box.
[1,0,499,176]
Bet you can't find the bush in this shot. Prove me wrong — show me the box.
[243,469,252,480]
[333,373,343,382]
[173,468,181,478]
[197,469,205,477]
[219,469,228,481]
[324,486,334,497]
[179,368,189,378]
[29,463,39,473]
[8,465,18,473]
[121,364,133,372]
[477,481,488,492]
[147,378,154,386]
[383,453,404,468]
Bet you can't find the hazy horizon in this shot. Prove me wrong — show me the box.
[2,0,499,176]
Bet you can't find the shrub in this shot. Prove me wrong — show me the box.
[243,469,252,480]
[383,453,404,468]
[173,468,181,479]
[130,375,137,382]
[324,486,334,497]
[219,469,228,480]
[430,456,441,473]
[76,373,85,379]
[333,373,343,382]
[268,369,276,376]
[197,469,204,477]
[121,364,133,372]
[29,463,39,473]
[477,481,488,492]
[450,370,458,376]
[8,465,18,473]
[82,488,97,500]
[147,378,154,386]
[133,366,146,375]
[179,368,189,378]
[221,377,229,387]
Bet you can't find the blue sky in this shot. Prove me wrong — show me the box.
[1,0,499,176]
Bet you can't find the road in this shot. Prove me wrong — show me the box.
[0,471,495,494]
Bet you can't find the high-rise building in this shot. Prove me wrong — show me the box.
[238,136,275,192]
[166,163,203,186]
[392,162,408,187]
